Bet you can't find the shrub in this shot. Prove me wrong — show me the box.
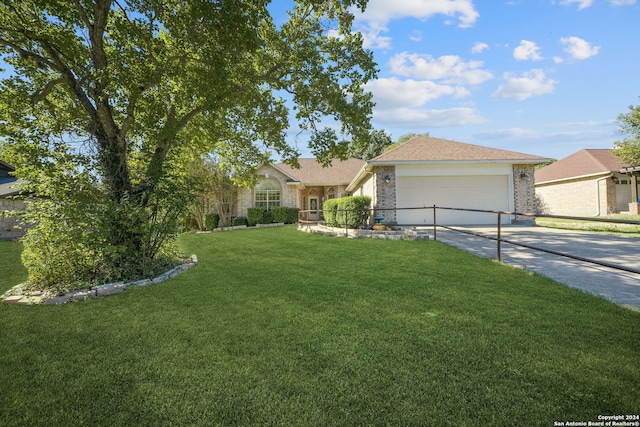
[232,216,248,226]
[270,206,288,223]
[323,196,371,229]
[247,208,266,226]
[322,198,339,226]
[285,207,300,224]
[204,212,220,230]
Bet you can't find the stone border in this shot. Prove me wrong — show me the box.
[2,255,198,305]
[300,224,430,240]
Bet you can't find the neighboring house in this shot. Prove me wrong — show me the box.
[236,158,366,221]
[346,136,549,225]
[534,149,640,216]
[236,136,548,226]
[0,160,26,240]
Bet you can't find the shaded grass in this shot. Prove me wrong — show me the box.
[0,227,638,426]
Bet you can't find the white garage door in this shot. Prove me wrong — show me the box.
[396,175,510,225]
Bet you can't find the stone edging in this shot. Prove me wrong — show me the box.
[2,255,198,305]
[299,224,430,240]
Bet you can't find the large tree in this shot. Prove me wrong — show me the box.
[347,129,392,161]
[0,0,376,289]
[614,101,640,166]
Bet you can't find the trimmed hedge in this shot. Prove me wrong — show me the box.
[248,207,299,226]
[323,196,371,228]
[204,212,220,230]
[271,206,300,224]
[232,216,248,226]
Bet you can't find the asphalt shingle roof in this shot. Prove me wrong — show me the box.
[534,149,629,183]
[275,158,365,186]
[371,136,548,163]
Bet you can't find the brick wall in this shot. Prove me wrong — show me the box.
[512,164,536,223]
[535,175,615,216]
[236,166,298,217]
[375,166,396,224]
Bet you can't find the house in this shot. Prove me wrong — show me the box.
[0,160,26,240]
[236,136,548,226]
[534,149,640,216]
[236,158,366,221]
[346,136,549,225]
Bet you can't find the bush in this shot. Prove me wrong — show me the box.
[270,206,288,223]
[285,207,300,224]
[232,216,248,226]
[322,198,339,226]
[247,208,266,226]
[323,196,371,229]
[204,212,220,230]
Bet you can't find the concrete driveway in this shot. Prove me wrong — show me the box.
[431,225,640,310]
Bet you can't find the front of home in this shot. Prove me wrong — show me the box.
[235,136,548,226]
[235,158,366,222]
[535,149,640,216]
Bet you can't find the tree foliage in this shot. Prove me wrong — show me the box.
[0,0,376,289]
[348,129,392,161]
[614,101,640,167]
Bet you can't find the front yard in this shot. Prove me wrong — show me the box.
[0,227,638,426]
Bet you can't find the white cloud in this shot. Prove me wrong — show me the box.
[373,107,487,127]
[409,30,423,42]
[389,52,493,85]
[358,22,392,49]
[609,0,636,5]
[358,0,480,28]
[560,36,601,60]
[365,77,470,110]
[560,0,594,9]
[354,0,479,49]
[513,40,543,61]
[471,42,489,54]
[491,69,557,100]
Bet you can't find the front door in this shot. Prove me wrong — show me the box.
[309,197,319,220]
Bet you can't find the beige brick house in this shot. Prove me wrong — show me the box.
[346,136,548,225]
[236,158,366,221]
[236,136,548,225]
[0,160,26,240]
[534,149,640,216]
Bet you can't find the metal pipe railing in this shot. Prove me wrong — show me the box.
[298,205,640,275]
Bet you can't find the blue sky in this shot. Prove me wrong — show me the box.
[348,0,640,160]
[283,0,640,161]
[2,1,638,163]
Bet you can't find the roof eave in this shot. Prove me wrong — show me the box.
[346,163,374,193]
[535,171,614,186]
[369,159,550,166]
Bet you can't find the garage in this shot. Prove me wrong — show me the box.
[396,175,511,225]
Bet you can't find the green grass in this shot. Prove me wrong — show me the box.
[536,214,640,237]
[1,227,639,426]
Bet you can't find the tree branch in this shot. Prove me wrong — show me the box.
[30,77,65,105]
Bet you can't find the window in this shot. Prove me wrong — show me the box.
[255,179,280,210]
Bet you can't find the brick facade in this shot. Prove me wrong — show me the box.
[535,174,616,216]
[512,164,536,223]
[236,165,298,217]
[374,166,396,224]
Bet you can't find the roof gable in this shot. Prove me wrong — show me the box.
[370,136,548,163]
[534,149,629,183]
[274,158,365,186]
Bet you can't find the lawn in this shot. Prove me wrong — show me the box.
[536,214,640,237]
[1,227,639,426]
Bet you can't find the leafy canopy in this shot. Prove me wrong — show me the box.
[614,101,640,167]
[0,0,377,289]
